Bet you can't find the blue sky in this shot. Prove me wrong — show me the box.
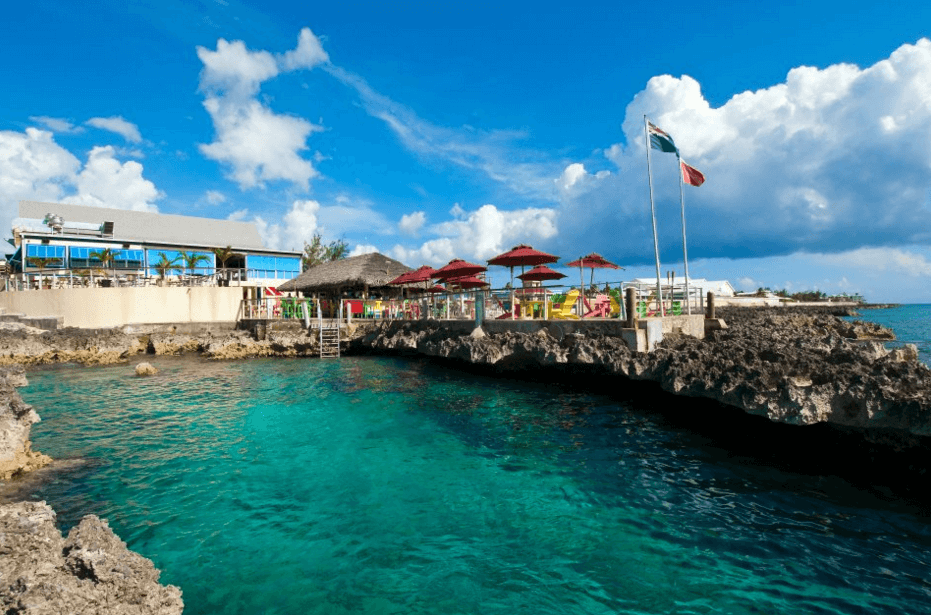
[3,0,931,302]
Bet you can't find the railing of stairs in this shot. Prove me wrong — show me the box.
[317,298,340,358]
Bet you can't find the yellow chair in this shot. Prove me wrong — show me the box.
[610,296,621,317]
[551,289,581,320]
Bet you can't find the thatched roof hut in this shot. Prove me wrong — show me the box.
[278,252,412,295]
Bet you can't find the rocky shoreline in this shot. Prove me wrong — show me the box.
[352,307,931,444]
[0,367,183,614]
[2,305,929,612]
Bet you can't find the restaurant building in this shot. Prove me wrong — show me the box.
[10,200,302,285]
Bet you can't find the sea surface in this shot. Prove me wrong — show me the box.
[846,303,931,367]
[16,356,931,615]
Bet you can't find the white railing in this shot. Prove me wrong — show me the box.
[236,281,707,324]
[3,267,265,290]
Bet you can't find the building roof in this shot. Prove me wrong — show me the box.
[278,252,411,293]
[18,200,267,251]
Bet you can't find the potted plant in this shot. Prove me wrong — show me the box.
[153,254,180,287]
[26,257,56,289]
[212,245,241,287]
[178,251,210,286]
[89,248,117,287]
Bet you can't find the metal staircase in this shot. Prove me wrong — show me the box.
[319,325,340,358]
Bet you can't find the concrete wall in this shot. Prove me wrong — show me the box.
[0,287,245,328]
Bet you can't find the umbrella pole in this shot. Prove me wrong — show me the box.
[510,266,515,320]
[579,259,584,317]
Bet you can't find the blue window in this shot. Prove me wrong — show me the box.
[276,256,301,279]
[246,255,301,280]
[25,244,65,268]
[69,247,145,270]
[146,250,214,276]
[113,249,144,270]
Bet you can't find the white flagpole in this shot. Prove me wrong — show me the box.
[677,156,691,315]
[644,116,664,317]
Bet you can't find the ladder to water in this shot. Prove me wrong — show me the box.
[319,325,340,358]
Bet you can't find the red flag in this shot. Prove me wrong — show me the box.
[680,160,705,186]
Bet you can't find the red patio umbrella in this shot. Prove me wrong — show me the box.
[487,244,559,268]
[388,265,436,285]
[488,245,559,320]
[433,259,487,280]
[444,275,489,289]
[517,265,566,282]
[566,253,623,317]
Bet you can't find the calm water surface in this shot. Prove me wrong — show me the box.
[17,357,931,614]
[848,303,931,366]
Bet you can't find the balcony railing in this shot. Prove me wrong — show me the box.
[1,267,287,291]
[239,281,709,324]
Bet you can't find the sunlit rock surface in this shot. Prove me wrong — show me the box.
[0,501,183,614]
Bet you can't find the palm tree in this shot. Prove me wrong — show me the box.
[89,248,117,285]
[178,251,210,285]
[153,253,180,286]
[26,257,55,288]
[212,245,241,286]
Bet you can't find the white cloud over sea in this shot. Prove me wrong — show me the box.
[334,37,931,301]
[554,38,931,266]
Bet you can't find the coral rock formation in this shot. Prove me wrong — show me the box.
[0,367,51,480]
[0,501,183,614]
[134,362,158,377]
[353,308,931,441]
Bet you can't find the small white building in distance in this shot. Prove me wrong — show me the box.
[630,278,735,297]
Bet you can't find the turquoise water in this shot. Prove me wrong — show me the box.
[848,304,931,367]
[18,357,931,614]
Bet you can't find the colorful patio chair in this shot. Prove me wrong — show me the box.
[551,289,581,320]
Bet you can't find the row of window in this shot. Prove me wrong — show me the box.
[23,244,300,278]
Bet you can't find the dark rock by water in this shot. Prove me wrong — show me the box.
[350,308,931,445]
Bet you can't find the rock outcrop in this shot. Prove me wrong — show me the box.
[0,500,183,614]
[353,308,931,442]
[0,327,324,366]
[0,367,51,480]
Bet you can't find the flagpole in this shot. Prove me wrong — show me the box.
[644,115,664,317]
[677,156,691,315]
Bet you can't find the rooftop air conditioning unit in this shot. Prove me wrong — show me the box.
[43,213,64,233]
[100,221,114,236]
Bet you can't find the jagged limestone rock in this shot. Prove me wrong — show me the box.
[0,501,183,614]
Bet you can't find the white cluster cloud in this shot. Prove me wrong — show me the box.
[252,195,394,250]
[389,203,557,266]
[819,246,931,277]
[555,38,931,265]
[349,243,379,257]
[86,116,143,143]
[197,28,328,190]
[398,211,426,235]
[62,146,161,212]
[0,128,161,235]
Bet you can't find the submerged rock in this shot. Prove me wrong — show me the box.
[0,500,183,614]
[134,362,158,377]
